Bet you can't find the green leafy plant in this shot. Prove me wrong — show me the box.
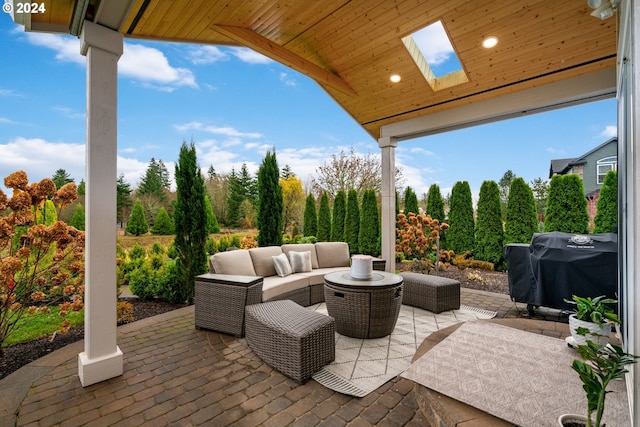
[564,295,620,325]
[570,338,638,427]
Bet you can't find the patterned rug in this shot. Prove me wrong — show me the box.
[401,321,631,427]
[308,304,496,397]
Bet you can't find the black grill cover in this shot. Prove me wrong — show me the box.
[504,243,536,304]
[529,232,618,311]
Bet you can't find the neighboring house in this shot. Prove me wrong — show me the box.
[549,137,617,198]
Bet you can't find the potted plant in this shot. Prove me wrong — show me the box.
[564,295,620,347]
[558,338,639,426]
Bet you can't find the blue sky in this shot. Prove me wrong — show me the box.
[0,14,617,202]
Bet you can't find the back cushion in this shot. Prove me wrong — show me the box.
[210,250,257,276]
[315,242,350,268]
[281,244,319,269]
[249,246,283,277]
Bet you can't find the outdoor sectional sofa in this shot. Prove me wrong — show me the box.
[195,242,382,337]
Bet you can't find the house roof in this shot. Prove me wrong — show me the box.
[14,0,618,140]
[548,137,618,178]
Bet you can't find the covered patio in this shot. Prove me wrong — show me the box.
[8,0,640,424]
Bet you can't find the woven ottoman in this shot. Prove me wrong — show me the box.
[400,271,460,313]
[245,300,335,383]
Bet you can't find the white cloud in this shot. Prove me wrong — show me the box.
[53,106,85,120]
[279,72,297,87]
[117,156,176,191]
[0,88,19,96]
[120,44,197,90]
[231,48,272,64]
[174,122,263,139]
[187,45,229,64]
[22,32,85,64]
[0,117,15,124]
[411,21,454,66]
[600,125,617,138]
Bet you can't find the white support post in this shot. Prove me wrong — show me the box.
[378,136,397,272]
[78,21,124,387]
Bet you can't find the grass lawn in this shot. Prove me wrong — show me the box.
[2,307,84,348]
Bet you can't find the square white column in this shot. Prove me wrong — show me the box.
[378,136,397,272]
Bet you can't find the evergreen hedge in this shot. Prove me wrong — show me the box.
[331,189,346,241]
[303,193,317,237]
[425,183,446,248]
[345,189,360,254]
[317,191,331,242]
[257,150,283,246]
[504,177,537,244]
[544,174,589,233]
[359,189,380,255]
[594,170,617,233]
[474,180,504,269]
[448,181,475,255]
[403,186,419,216]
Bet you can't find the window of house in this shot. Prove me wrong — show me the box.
[596,156,617,184]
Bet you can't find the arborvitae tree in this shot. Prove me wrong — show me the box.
[403,186,419,216]
[126,200,149,236]
[69,204,85,230]
[504,178,537,244]
[204,195,220,234]
[226,168,243,227]
[594,170,618,233]
[425,183,447,248]
[345,189,360,254]
[173,142,208,304]
[448,181,475,255]
[331,189,346,242]
[152,207,174,235]
[359,189,380,255]
[474,180,505,269]
[257,149,283,246]
[117,174,133,227]
[544,174,589,233]
[303,193,318,237]
[52,169,74,190]
[317,191,331,242]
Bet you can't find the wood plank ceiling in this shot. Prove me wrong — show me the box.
[30,0,618,139]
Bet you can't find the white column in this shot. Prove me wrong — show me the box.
[378,136,397,272]
[78,21,123,387]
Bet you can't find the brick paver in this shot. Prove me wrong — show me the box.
[2,288,569,426]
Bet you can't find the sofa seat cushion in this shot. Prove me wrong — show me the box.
[210,250,257,276]
[315,242,350,268]
[282,244,319,269]
[298,267,351,285]
[249,246,283,277]
[262,275,310,301]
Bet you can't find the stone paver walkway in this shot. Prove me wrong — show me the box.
[0,288,569,427]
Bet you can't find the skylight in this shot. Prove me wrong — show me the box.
[402,21,467,91]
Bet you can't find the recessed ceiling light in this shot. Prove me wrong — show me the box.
[390,74,401,83]
[482,36,498,49]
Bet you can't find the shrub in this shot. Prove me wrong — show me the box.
[126,200,149,236]
[150,242,165,256]
[230,235,242,249]
[204,237,217,255]
[594,170,617,233]
[345,189,360,254]
[217,235,230,252]
[504,177,538,244]
[69,204,85,231]
[128,244,147,260]
[303,193,317,237]
[128,263,156,300]
[403,186,419,216]
[331,189,346,242]
[544,174,589,233]
[317,191,331,242]
[425,183,446,248]
[396,212,453,273]
[452,251,494,271]
[359,189,380,255]
[156,261,182,303]
[167,241,177,259]
[474,180,504,269]
[152,207,174,235]
[241,235,258,249]
[300,235,317,244]
[116,301,134,324]
[448,181,475,255]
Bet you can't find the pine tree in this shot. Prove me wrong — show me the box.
[173,142,207,304]
[403,186,419,216]
[303,193,317,237]
[257,149,283,246]
[474,180,504,268]
[52,169,74,190]
[359,189,380,255]
[239,163,258,205]
[504,177,537,244]
[126,200,149,236]
[226,168,243,227]
[137,158,169,201]
[152,207,174,235]
[331,189,346,242]
[594,170,618,233]
[345,189,360,254]
[204,195,220,234]
[544,174,589,233]
[116,174,133,227]
[69,204,85,231]
[317,191,331,242]
[448,181,475,255]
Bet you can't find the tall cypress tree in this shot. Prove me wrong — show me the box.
[359,189,380,255]
[448,181,475,255]
[425,183,447,248]
[544,174,589,233]
[303,193,318,237]
[474,180,504,268]
[504,177,537,244]
[403,186,419,216]
[257,149,283,246]
[317,191,331,242]
[331,189,347,242]
[174,141,207,304]
[345,189,360,254]
[594,170,617,233]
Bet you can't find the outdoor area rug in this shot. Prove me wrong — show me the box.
[401,321,631,427]
[307,304,496,397]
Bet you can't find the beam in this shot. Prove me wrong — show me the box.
[212,25,356,97]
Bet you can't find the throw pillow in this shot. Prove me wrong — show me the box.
[272,253,292,277]
[289,251,312,273]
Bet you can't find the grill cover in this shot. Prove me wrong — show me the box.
[505,232,618,311]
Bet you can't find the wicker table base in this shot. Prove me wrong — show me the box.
[324,271,403,339]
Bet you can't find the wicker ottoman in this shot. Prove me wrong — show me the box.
[245,300,335,383]
[400,271,460,313]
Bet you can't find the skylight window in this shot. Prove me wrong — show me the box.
[402,21,467,91]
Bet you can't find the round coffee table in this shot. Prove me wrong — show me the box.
[324,270,403,339]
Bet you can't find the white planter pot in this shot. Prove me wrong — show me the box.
[558,414,588,426]
[568,314,611,347]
